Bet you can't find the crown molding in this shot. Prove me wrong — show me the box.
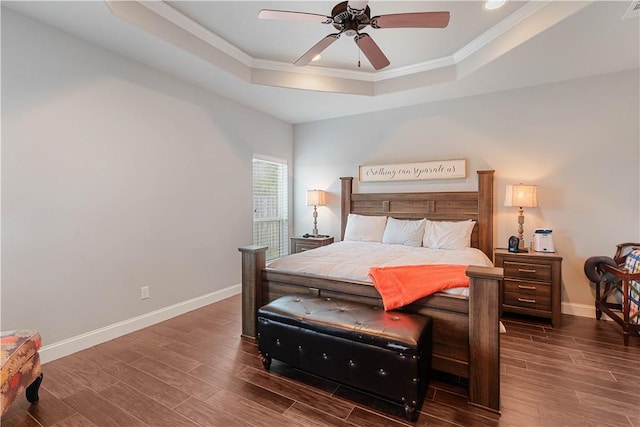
[138,0,254,67]
[453,1,551,63]
[252,58,379,82]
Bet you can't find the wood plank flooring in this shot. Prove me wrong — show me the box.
[2,295,639,426]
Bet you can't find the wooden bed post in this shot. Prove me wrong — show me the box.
[467,265,502,413]
[340,177,353,240]
[476,170,494,260]
[238,245,267,339]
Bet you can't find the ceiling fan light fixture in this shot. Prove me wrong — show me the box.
[312,54,322,62]
[484,0,506,10]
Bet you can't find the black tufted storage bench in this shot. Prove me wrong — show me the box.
[257,295,432,421]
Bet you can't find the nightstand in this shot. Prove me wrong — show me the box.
[494,248,563,327]
[290,236,334,254]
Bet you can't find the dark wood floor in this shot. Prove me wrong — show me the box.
[3,294,639,427]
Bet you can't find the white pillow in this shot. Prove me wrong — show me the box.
[343,214,388,242]
[423,219,476,250]
[382,217,426,247]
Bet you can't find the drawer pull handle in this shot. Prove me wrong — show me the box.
[518,268,537,273]
[518,298,536,303]
[518,285,537,290]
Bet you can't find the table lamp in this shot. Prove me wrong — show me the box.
[306,189,326,237]
[504,184,537,249]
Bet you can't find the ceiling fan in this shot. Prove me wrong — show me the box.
[258,0,450,70]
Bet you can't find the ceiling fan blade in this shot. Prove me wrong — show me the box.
[347,0,369,16]
[355,33,390,70]
[294,34,341,66]
[371,11,450,29]
[258,9,333,25]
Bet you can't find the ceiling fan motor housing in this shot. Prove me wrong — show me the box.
[332,1,371,34]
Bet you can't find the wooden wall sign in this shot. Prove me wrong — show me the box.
[359,159,466,182]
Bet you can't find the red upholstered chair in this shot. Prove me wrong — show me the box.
[1,330,43,416]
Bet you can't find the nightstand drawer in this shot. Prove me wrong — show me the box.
[504,279,551,297]
[504,280,551,310]
[290,236,334,254]
[503,261,552,282]
[295,242,321,252]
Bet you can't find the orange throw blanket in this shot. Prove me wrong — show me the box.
[368,264,469,311]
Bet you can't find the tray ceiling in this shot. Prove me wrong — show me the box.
[3,1,639,123]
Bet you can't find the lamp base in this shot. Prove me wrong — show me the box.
[517,209,528,250]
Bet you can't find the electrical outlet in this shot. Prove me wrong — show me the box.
[140,286,149,300]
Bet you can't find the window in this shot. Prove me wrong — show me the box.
[253,156,288,261]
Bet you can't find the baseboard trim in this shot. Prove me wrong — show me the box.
[562,301,614,321]
[562,301,595,318]
[40,283,241,364]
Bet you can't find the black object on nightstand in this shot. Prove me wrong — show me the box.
[494,248,563,327]
[290,236,334,254]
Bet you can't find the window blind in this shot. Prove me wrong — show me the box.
[253,157,288,261]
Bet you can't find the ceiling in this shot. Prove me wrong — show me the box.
[3,1,639,124]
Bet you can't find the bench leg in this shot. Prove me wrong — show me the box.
[404,401,418,421]
[261,355,272,370]
[26,373,43,403]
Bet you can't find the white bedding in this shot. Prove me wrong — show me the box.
[267,241,494,296]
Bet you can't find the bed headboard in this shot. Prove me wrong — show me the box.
[340,170,495,259]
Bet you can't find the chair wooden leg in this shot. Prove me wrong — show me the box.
[25,373,43,403]
[595,282,602,320]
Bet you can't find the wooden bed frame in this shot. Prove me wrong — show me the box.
[239,170,503,412]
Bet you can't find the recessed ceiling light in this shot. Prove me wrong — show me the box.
[485,0,506,10]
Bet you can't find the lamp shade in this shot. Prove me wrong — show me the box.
[504,184,537,208]
[306,189,326,206]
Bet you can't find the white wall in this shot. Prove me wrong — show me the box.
[1,9,293,352]
[293,69,640,311]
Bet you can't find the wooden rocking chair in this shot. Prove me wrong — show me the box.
[584,242,640,346]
